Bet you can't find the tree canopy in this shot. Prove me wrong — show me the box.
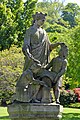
[0,0,38,50]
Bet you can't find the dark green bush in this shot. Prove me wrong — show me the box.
[46,24,67,33]
[60,90,77,107]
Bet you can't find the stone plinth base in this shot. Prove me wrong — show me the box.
[7,103,63,120]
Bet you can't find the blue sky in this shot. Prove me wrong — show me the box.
[38,0,80,6]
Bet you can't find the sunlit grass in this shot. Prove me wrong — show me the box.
[0,107,9,116]
[63,107,80,113]
[0,107,10,120]
[62,107,80,120]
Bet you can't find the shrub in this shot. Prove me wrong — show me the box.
[60,90,77,107]
[46,24,68,33]
[0,45,24,103]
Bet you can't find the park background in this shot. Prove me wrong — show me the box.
[0,0,80,119]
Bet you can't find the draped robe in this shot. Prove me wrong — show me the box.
[23,26,51,71]
[16,26,52,102]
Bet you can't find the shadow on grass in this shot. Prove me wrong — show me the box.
[0,116,10,120]
[62,113,80,120]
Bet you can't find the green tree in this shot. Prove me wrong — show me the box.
[66,25,80,88]
[61,3,80,27]
[36,1,64,25]
[0,0,38,50]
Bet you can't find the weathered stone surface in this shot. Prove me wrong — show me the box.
[7,12,67,120]
[7,103,63,120]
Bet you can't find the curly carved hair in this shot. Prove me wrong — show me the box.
[32,12,47,25]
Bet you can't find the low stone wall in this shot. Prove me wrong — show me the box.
[7,103,63,120]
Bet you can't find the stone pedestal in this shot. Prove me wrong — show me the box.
[7,103,63,120]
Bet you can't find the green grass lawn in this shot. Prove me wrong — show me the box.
[62,108,80,120]
[0,107,10,120]
[0,107,80,120]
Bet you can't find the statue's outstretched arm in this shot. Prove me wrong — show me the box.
[50,42,64,51]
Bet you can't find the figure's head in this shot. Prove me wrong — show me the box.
[59,43,68,58]
[32,12,47,26]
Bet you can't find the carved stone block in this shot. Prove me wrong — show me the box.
[7,103,63,120]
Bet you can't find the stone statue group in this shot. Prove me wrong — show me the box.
[15,12,68,104]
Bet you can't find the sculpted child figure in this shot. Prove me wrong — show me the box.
[46,43,68,103]
[36,43,68,103]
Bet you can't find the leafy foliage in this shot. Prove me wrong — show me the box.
[36,1,80,88]
[46,23,68,33]
[60,90,77,107]
[61,3,80,27]
[0,45,24,101]
[69,103,80,108]
[66,26,80,88]
[36,1,64,24]
[0,0,38,50]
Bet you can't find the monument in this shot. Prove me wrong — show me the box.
[7,12,68,120]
